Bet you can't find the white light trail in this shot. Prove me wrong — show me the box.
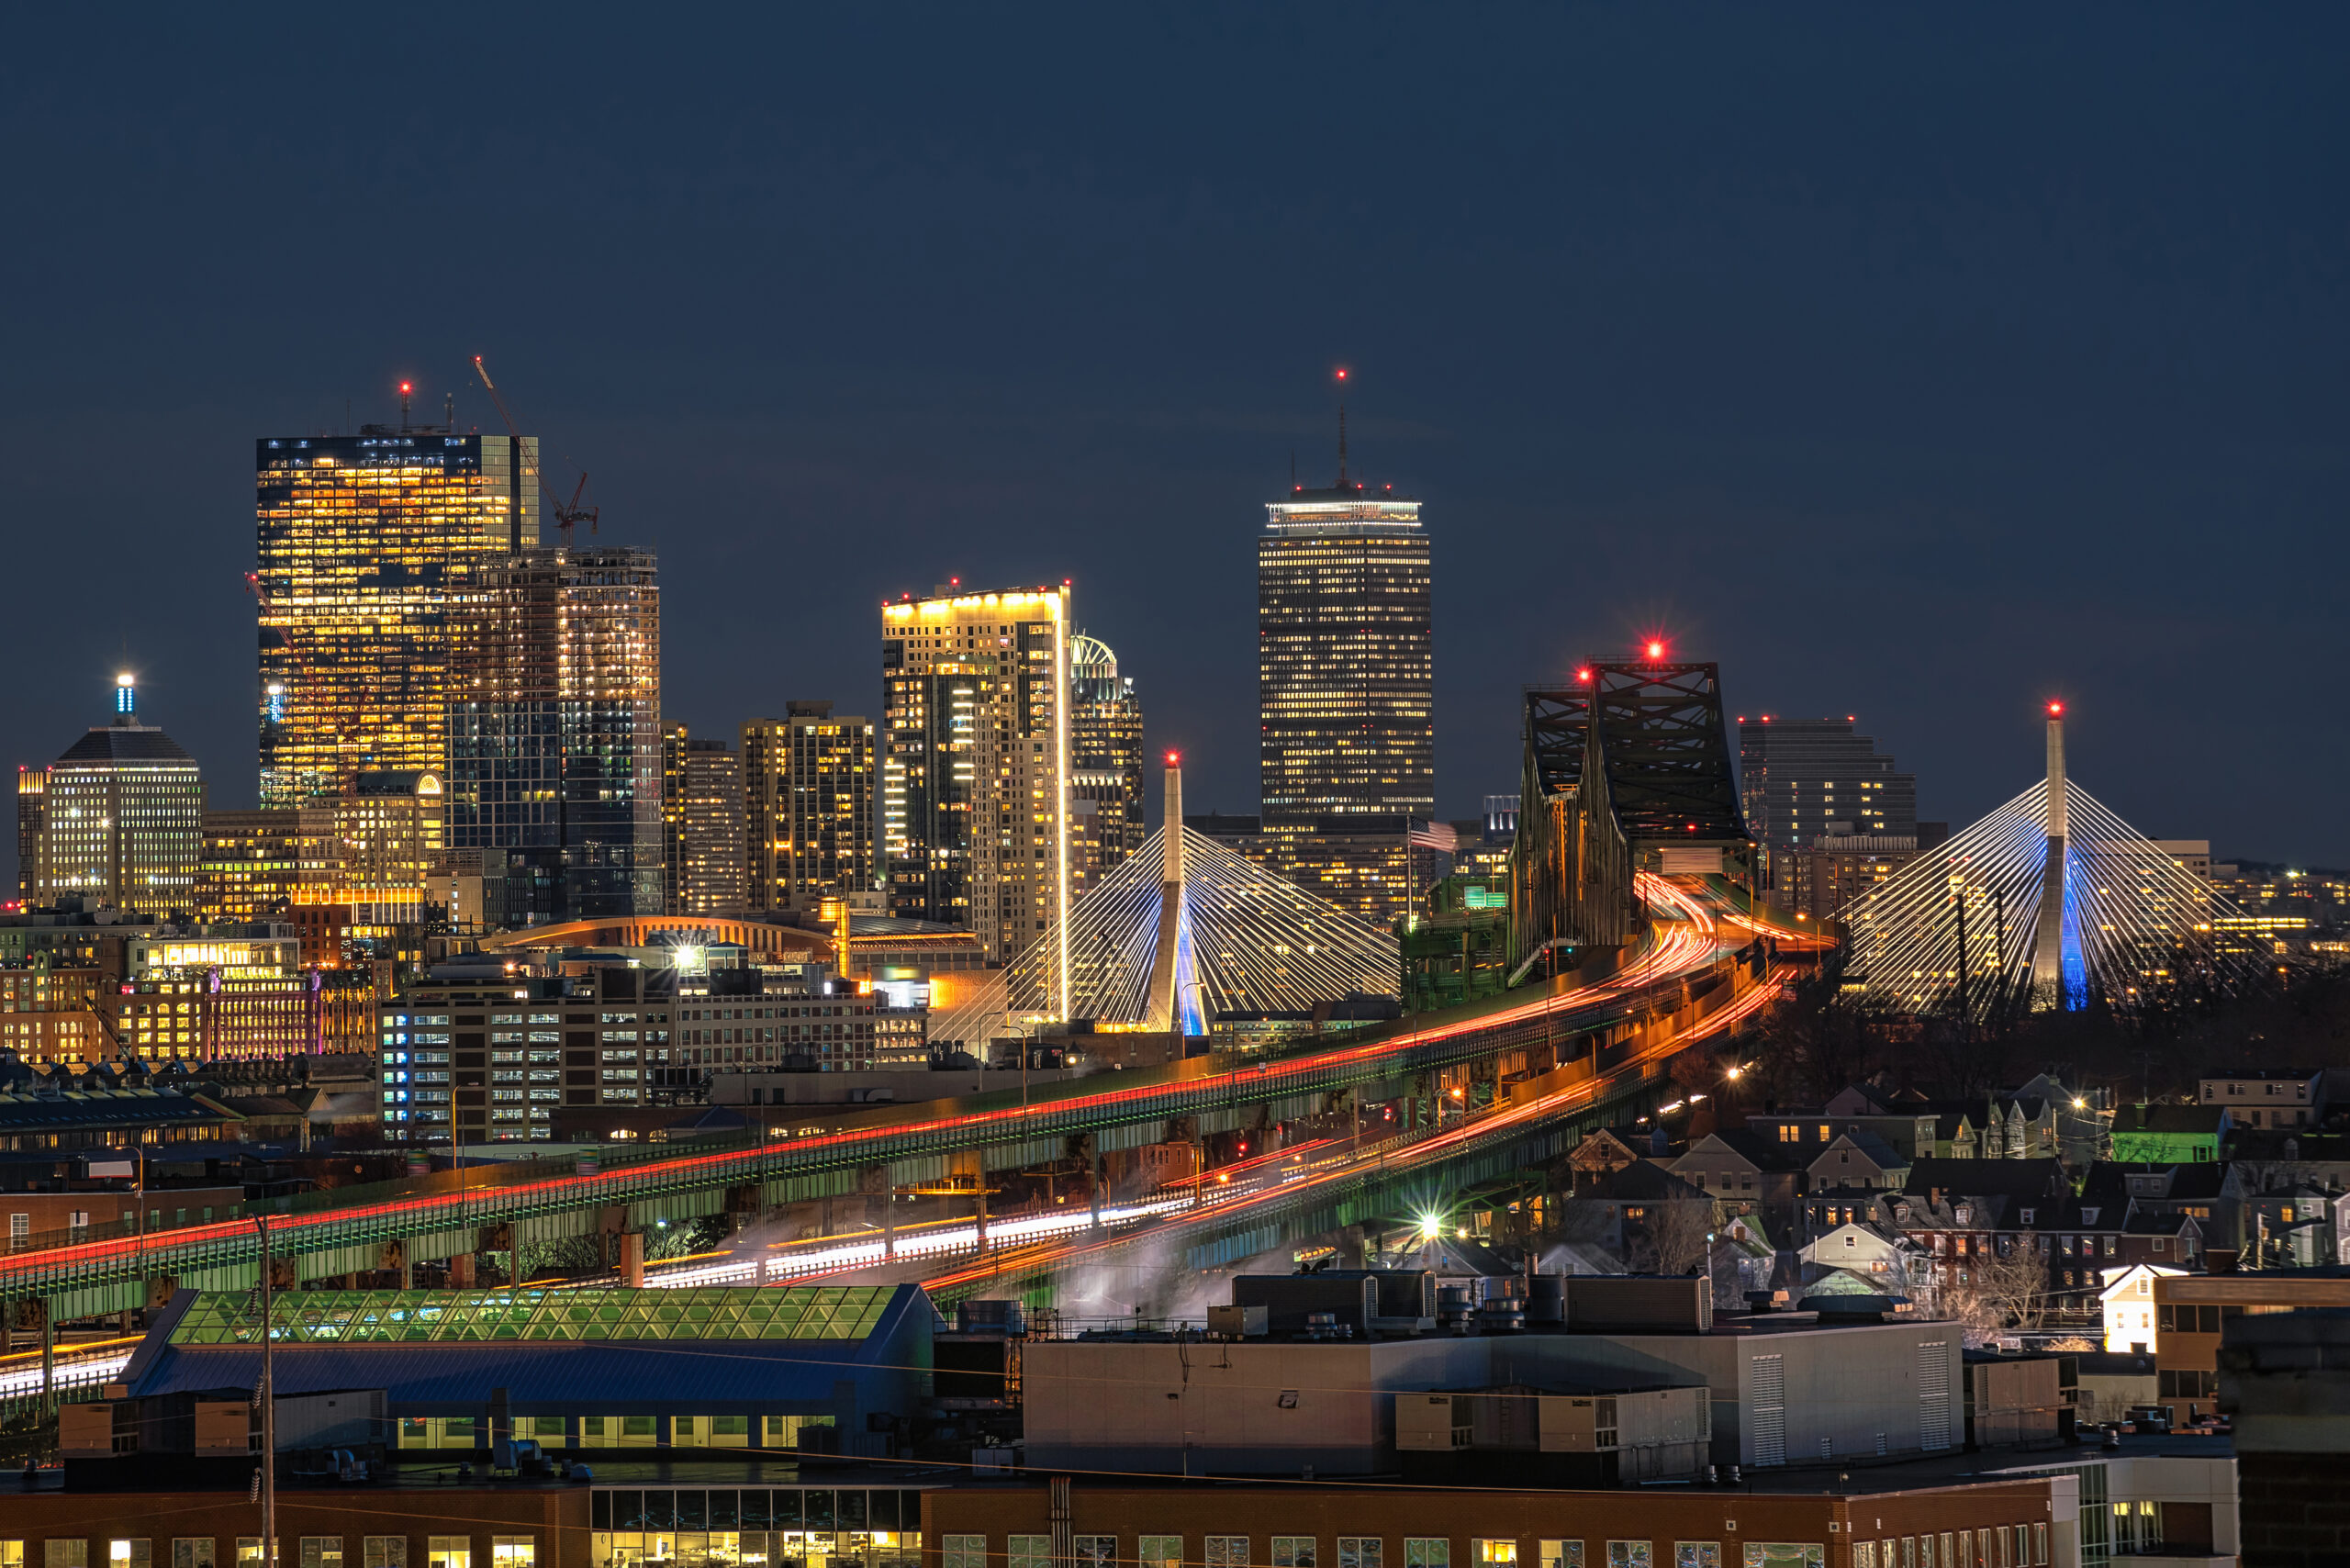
[0,1352,129,1400]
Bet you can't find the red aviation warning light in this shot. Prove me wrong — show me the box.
[1335,367,1348,380]
[1646,640,1666,660]
[1574,666,1593,683]
[1165,750,1181,766]
[2047,700,2065,717]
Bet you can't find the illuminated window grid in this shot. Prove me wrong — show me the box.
[256,435,534,807]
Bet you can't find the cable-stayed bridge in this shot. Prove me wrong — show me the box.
[1843,705,2262,1014]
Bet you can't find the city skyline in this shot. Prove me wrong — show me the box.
[8,12,2350,882]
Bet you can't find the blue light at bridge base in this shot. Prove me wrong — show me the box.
[2058,843,2089,1013]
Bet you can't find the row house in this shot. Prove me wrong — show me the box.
[1669,1128,1807,1234]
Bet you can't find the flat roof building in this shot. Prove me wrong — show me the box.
[1259,460,1432,833]
[256,427,540,807]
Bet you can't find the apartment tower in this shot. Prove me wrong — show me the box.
[881,584,1072,976]
[742,701,876,913]
[1068,633,1146,899]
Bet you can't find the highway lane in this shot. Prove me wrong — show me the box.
[910,955,1791,1297]
[0,876,1810,1298]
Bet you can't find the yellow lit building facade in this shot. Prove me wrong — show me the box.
[881,586,1071,981]
[14,767,43,905]
[256,430,539,807]
[743,701,876,914]
[196,808,303,922]
[675,736,746,914]
[1258,487,1432,831]
[31,681,205,917]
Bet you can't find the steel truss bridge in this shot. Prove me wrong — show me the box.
[1511,659,1755,974]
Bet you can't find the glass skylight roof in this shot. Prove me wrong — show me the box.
[168,1285,895,1346]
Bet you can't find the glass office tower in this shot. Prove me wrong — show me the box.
[255,429,539,806]
[447,546,662,922]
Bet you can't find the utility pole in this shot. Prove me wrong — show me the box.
[1953,881,1971,1036]
[256,1215,277,1568]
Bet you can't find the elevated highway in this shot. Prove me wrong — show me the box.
[0,877,1819,1326]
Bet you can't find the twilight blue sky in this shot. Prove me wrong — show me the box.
[4,6,2346,880]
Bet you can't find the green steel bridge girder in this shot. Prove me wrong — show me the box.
[0,990,1641,1307]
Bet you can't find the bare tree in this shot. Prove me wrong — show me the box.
[1744,953,1899,1103]
[1640,1198,1720,1277]
[1945,1231,2050,1345]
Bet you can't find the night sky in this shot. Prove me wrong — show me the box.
[6,7,2346,886]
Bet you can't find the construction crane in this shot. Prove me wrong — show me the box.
[470,355,599,547]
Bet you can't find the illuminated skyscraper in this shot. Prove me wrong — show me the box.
[32,676,203,916]
[446,546,662,922]
[255,426,539,806]
[881,584,1071,969]
[661,721,690,913]
[743,701,876,913]
[1258,452,1432,830]
[675,738,746,914]
[1068,633,1145,899]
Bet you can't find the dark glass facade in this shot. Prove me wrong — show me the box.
[447,547,662,923]
[1737,716,1919,903]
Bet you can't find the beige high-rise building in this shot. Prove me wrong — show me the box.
[743,701,875,913]
[32,677,204,917]
[881,585,1072,987]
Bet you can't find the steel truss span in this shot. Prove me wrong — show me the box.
[1003,826,1399,1025]
[1843,778,2259,1014]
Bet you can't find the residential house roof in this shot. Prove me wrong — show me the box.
[1901,1157,2066,1202]
[1680,1128,1808,1173]
[1809,1129,1908,1174]
[1580,1159,1707,1203]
